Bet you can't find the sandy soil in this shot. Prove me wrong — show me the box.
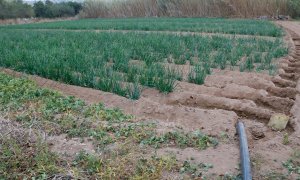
[1,21,300,178]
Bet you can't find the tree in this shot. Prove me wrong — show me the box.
[67,1,82,14]
[50,3,75,17]
[0,0,33,19]
[0,0,9,19]
[33,1,46,17]
[13,0,33,18]
[34,0,82,18]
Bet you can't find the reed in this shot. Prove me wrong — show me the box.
[80,0,290,18]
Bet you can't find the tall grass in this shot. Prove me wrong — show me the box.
[80,0,290,18]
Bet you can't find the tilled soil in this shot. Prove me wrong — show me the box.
[1,21,300,178]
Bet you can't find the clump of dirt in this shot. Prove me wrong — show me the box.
[249,123,267,140]
[166,91,273,120]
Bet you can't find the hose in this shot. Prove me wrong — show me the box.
[237,122,252,180]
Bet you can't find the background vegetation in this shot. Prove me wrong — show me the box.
[0,0,33,19]
[1,0,300,20]
[33,0,82,18]
[288,0,300,18]
[80,0,300,19]
[0,0,82,19]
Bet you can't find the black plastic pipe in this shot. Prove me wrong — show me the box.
[237,122,252,180]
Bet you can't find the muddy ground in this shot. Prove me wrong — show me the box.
[1,21,300,179]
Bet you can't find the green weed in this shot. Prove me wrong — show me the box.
[180,161,213,178]
[141,130,218,150]
[283,133,289,145]
[282,149,300,179]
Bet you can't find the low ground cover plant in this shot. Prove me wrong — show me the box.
[0,72,221,178]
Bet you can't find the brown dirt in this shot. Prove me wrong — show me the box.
[1,21,300,178]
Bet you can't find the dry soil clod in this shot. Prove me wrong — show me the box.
[271,76,297,88]
[279,72,300,81]
[267,86,298,99]
[283,66,300,74]
[259,96,294,113]
[167,92,274,120]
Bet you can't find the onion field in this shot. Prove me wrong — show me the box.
[0,18,288,99]
[0,18,283,37]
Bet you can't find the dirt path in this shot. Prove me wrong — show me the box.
[0,17,76,25]
[9,28,278,40]
[1,21,300,178]
[277,21,300,36]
